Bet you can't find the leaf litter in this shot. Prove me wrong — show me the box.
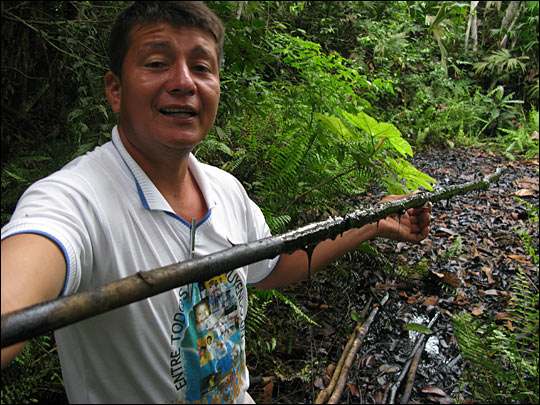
[247,147,538,403]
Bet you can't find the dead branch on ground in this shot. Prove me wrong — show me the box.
[387,312,441,404]
[316,293,390,404]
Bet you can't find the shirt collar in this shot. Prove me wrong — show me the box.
[111,125,217,214]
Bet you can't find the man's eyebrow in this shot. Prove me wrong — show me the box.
[190,45,218,63]
[140,41,216,61]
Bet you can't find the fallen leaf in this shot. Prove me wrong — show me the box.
[437,227,459,236]
[515,176,539,191]
[314,376,325,390]
[427,395,456,404]
[483,289,498,296]
[261,381,274,403]
[326,363,335,378]
[320,324,336,336]
[471,307,484,316]
[423,296,439,306]
[407,296,418,304]
[507,320,514,332]
[378,364,400,374]
[323,375,330,386]
[359,354,376,368]
[431,270,445,278]
[481,266,495,284]
[498,290,511,298]
[440,308,453,317]
[347,383,357,396]
[495,312,512,321]
[514,188,535,197]
[422,386,447,396]
[374,390,383,403]
[441,272,462,288]
[508,254,531,264]
[456,294,468,305]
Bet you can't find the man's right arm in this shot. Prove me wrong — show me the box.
[1,233,66,369]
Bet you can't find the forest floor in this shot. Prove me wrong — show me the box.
[246,146,539,404]
[2,147,537,404]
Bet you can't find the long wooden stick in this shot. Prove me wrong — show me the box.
[400,340,425,404]
[327,293,390,404]
[315,297,373,404]
[387,312,441,404]
[1,167,506,348]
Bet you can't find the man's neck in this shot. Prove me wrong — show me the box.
[117,129,208,221]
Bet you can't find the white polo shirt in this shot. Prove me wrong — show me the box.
[1,126,279,404]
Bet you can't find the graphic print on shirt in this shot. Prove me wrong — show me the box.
[169,271,246,403]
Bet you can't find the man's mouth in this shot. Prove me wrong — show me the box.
[159,108,197,118]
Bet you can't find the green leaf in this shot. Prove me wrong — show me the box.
[384,177,410,195]
[315,113,356,141]
[340,112,412,156]
[386,134,413,157]
[372,122,401,139]
[342,111,378,135]
[404,323,434,334]
[3,169,28,184]
[387,157,436,191]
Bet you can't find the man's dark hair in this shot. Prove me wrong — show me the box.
[108,1,225,78]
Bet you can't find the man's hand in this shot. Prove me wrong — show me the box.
[374,193,432,243]
[254,191,432,290]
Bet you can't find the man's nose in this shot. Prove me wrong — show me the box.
[166,61,196,95]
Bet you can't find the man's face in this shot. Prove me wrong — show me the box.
[106,23,220,157]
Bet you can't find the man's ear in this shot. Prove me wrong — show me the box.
[105,71,121,113]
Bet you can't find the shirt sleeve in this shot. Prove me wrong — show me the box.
[244,198,280,284]
[1,173,95,295]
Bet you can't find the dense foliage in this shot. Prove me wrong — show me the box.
[1,1,538,403]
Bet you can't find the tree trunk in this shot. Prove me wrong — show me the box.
[235,1,245,20]
[499,1,522,50]
[472,11,478,54]
[465,1,480,53]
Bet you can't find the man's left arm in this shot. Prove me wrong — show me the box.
[252,196,432,290]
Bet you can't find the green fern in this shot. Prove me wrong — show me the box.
[356,242,395,273]
[269,289,321,327]
[257,129,310,198]
[245,290,271,336]
[453,267,539,403]
[250,287,321,328]
[262,210,292,233]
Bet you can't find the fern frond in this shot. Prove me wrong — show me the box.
[270,289,321,327]
[245,290,271,335]
[453,263,539,403]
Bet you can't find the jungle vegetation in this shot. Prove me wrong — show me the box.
[1,1,538,403]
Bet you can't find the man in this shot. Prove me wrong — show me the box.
[1,2,431,403]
